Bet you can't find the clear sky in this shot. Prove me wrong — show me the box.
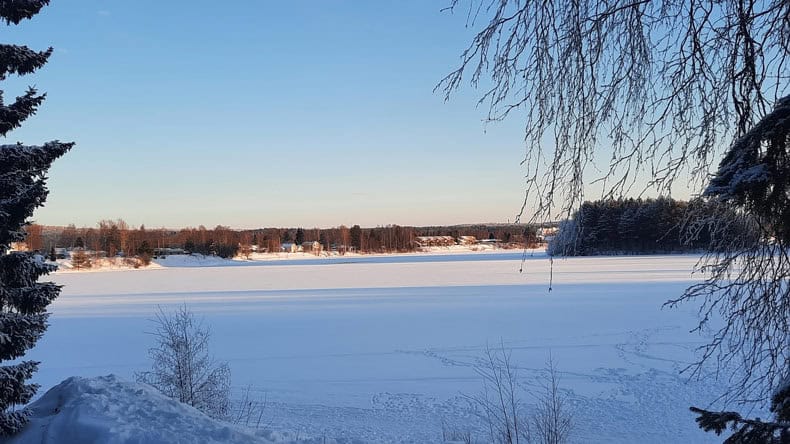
[5,2,582,228]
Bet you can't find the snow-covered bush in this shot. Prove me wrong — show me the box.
[135,305,231,420]
[468,346,572,444]
[546,219,578,257]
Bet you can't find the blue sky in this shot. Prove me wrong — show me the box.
[6,1,536,228]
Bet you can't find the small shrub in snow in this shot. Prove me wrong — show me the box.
[470,345,528,443]
[136,305,231,420]
[123,256,140,268]
[467,345,572,444]
[441,422,473,443]
[531,355,572,444]
[229,384,268,429]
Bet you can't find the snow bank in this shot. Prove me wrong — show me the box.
[53,257,162,273]
[153,254,235,268]
[5,375,274,444]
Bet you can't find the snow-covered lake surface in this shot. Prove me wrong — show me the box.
[30,251,725,443]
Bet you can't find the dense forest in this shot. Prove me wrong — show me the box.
[548,197,754,256]
[24,221,538,262]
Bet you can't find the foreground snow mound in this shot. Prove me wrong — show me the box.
[4,375,273,444]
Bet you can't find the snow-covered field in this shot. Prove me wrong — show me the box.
[27,251,727,443]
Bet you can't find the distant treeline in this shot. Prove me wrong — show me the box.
[28,221,539,259]
[548,197,753,256]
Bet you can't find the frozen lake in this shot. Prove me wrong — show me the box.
[30,252,724,443]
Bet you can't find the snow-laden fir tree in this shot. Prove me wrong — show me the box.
[0,0,73,436]
[687,96,790,442]
[704,95,790,245]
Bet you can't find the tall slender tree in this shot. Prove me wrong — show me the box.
[0,0,73,435]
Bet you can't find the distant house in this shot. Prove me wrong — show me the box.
[536,227,559,243]
[153,247,187,256]
[301,241,322,254]
[415,236,456,247]
[280,242,298,253]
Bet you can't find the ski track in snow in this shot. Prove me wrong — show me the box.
[25,252,737,443]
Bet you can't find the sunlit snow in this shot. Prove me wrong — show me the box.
[24,251,726,443]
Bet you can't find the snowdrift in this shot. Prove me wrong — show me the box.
[4,375,275,444]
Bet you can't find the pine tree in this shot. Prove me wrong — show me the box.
[690,376,790,442]
[70,248,90,269]
[318,231,328,251]
[689,95,790,443]
[705,95,790,245]
[350,224,362,251]
[137,240,153,265]
[0,1,74,435]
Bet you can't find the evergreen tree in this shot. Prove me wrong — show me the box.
[319,231,328,251]
[690,376,790,442]
[549,198,749,256]
[295,227,305,245]
[0,1,73,435]
[705,96,790,245]
[137,240,153,265]
[350,224,362,251]
[70,248,90,269]
[688,96,790,442]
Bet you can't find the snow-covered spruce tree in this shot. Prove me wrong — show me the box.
[683,97,790,442]
[0,0,74,436]
[689,375,789,442]
[704,95,790,245]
